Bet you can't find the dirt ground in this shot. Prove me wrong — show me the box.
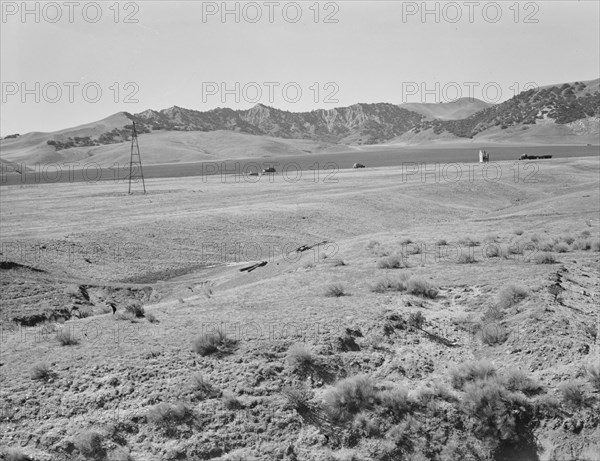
[0,157,599,461]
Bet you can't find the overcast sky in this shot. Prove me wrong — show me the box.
[1,1,599,135]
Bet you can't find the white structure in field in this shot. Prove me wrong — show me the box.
[479,150,490,163]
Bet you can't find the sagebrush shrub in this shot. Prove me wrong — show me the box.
[482,304,504,322]
[502,369,542,396]
[287,343,314,371]
[461,378,532,444]
[497,284,529,309]
[573,238,591,250]
[553,242,570,253]
[125,301,145,318]
[480,324,509,346]
[483,244,502,258]
[352,411,381,437]
[561,235,575,245]
[145,312,158,323]
[324,375,377,423]
[75,431,105,459]
[370,276,406,293]
[107,447,133,461]
[115,311,137,322]
[450,360,496,389]
[147,402,193,429]
[587,363,600,391]
[406,276,438,299]
[282,385,314,416]
[379,386,411,419]
[534,252,556,264]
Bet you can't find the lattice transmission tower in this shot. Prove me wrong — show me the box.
[128,121,146,194]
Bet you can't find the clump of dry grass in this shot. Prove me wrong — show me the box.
[222,392,242,410]
[457,253,477,264]
[191,373,219,400]
[328,258,346,266]
[458,236,479,247]
[56,328,79,346]
[408,311,426,329]
[3,448,31,461]
[324,283,347,297]
[30,362,52,381]
[192,330,231,356]
[145,312,158,323]
[377,255,409,269]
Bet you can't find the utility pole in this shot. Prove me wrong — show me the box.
[128,121,146,194]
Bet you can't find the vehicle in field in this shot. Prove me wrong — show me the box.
[519,154,553,160]
[353,163,366,168]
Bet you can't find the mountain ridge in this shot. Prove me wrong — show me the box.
[1,78,598,165]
